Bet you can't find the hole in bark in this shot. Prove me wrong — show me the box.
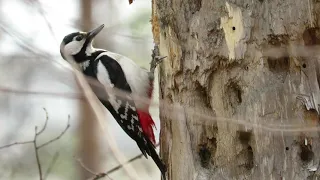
[245,66,249,71]
[195,81,211,109]
[300,144,314,162]
[303,27,320,46]
[236,144,254,171]
[199,145,211,168]
[237,88,242,103]
[198,136,217,169]
[286,147,289,151]
[163,32,167,39]
[245,145,254,170]
[226,81,242,107]
[267,56,290,72]
[238,130,252,144]
[302,63,307,68]
[302,108,319,123]
[190,0,202,14]
[232,26,236,31]
[236,130,254,172]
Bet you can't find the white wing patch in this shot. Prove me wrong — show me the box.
[96,51,151,110]
[96,60,122,112]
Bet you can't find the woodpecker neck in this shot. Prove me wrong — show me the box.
[72,47,104,62]
[75,48,106,71]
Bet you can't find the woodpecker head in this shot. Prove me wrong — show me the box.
[60,24,105,62]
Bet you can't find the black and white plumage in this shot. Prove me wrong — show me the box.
[60,24,166,179]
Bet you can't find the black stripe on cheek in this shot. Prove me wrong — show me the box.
[63,32,80,44]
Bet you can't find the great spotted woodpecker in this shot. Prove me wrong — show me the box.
[59,24,166,179]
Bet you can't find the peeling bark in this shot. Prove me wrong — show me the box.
[152,0,320,179]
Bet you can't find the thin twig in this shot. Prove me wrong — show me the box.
[38,116,71,149]
[34,0,59,45]
[33,108,52,180]
[0,140,33,150]
[34,126,43,180]
[37,108,49,135]
[87,154,144,180]
[44,151,60,180]
[86,144,159,180]
[77,158,98,176]
[106,153,145,175]
[76,158,113,180]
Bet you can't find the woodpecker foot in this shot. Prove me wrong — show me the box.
[150,45,166,73]
[150,56,166,73]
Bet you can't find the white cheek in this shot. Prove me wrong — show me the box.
[64,40,84,55]
[85,42,94,56]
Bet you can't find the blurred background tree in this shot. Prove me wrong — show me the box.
[0,0,161,179]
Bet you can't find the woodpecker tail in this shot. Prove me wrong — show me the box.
[146,138,167,180]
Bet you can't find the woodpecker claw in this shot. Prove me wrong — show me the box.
[150,45,166,73]
[150,55,166,67]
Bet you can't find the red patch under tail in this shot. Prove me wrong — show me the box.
[137,110,156,145]
[137,79,156,145]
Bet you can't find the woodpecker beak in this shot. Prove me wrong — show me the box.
[87,24,105,40]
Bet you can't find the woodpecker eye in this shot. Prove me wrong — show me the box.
[76,35,84,41]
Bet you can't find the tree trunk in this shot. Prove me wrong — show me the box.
[77,0,101,179]
[152,0,320,179]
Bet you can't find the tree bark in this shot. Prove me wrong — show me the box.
[153,0,320,179]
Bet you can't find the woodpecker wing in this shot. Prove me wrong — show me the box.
[98,51,151,109]
[96,51,157,144]
[94,55,166,178]
[94,55,152,156]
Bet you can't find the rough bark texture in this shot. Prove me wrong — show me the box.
[152,0,320,179]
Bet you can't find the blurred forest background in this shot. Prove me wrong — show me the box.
[0,0,161,179]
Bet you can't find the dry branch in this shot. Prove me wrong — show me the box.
[76,158,113,180]
[0,109,70,180]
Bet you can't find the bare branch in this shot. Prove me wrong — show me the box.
[76,158,113,180]
[38,116,70,149]
[33,0,58,45]
[85,144,159,180]
[0,140,33,150]
[34,126,43,180]
[106,153,144,175]
[0,111,70,180]
[37,108,49,135]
